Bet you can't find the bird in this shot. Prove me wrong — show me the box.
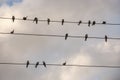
[43,61,46,68]
[62,19,64,25]
[105,35,108,42]
[65,33,68,40]
[26,60,29,68]
[102,21,106,24]
[12,16,15,22]
[88,20,91,27]
[62,61,66,66]
[92,21,96,26]
[23,16,28,20]
[33,17,38,24]
[35,62,39,68]
[78,20,82,25]
[85,34,88,41]
[47,18,50,25]
[10,30,14,34]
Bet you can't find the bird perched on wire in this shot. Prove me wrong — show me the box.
[35,62,39,68]
[65,33,68,40]
[78,20,82,25]
[33,17,38,24]
[12,16,15,22]
[92,21,96,26]
[10,29,14,34]
[88,20,91,27]
[102,21,106,24]
[47,18,50,25]
[43,61,46,68]
[26,60,29,68]
[23,16,28,20]
[62,61,66,66]
[62,19,64,25]
[105,35,108,42]
[85,34,88,41]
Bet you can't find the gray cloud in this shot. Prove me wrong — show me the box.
[0,0,120,80]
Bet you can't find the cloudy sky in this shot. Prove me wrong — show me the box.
[0,0,120,80]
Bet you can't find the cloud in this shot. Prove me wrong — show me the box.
[0,0,120,80]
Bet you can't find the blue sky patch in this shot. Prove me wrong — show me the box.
[0,0,22,6]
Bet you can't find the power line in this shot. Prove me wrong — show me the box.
[0,32,120,41]
[0,16,120,26]
[0,62,120,68]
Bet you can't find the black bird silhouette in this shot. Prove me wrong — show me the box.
[92,21,96,26]
[88,20,91,27]
[65,33,68,40]
[105,35,108,42]
[62,61,66,66]
[10,30,14,34]
[26,60,29,68]
[35,62,39,68]
[43,61,46,68]
[78,20,82,25]
[23,16,27,20]
[33,17,38,24]
[62,19,64,25]
[85,34,88,41]
[12,16,15,22]
[102,21,106,24]
[47,18,50,25]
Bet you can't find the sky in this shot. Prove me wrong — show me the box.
[0,0,22,6]
[0,0,120,80]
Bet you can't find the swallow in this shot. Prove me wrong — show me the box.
[85,34,88,41]
[10,30,14,34]
[62,61,66,66]
[65,33,68,40]
[43,61,46,68]
[12,16,15,22]
[102,21,106,24]
[62,19,64,25]
[35,62,39,68]
[33,17,38,24]
[26,60,29,68]
[47,18,50,25]
[92,21,96,26]
[23,16,28,20]
[88,20,91,27]
[78,20,82,25]
[105,35,108,42]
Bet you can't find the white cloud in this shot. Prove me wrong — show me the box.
[0,0,120,80]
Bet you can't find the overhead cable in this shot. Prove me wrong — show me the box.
[0,16,120,26]
[0,62,120,68]
[0,32,120,42]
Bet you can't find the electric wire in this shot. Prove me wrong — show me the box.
[0,62,120,68]
[0,17,120,26]
[0,32,120,40]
